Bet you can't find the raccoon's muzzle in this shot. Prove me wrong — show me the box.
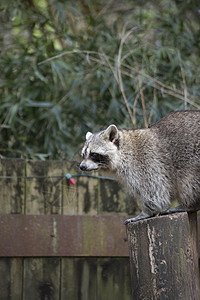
[80,153,110,171]
[79,160,99,171]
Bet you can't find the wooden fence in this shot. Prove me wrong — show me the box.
[0,159,140,300]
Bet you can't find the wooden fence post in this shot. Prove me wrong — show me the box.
[126,212,200,300]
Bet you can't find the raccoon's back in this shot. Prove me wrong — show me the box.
[150,110,200,166]
[150,110,200,133]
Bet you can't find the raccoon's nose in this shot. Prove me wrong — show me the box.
[80,162,87,171]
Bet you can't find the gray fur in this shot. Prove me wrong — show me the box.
[80,111,200,223]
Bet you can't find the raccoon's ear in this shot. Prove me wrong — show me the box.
[86,132,93,140]
[104,124,119,142]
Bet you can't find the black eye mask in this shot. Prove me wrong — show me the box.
[89,152,110,165]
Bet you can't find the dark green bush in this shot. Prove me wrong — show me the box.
[0,0,199,160]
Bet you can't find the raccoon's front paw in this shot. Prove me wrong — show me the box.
[124,212,152,224]
[124,217,138,224]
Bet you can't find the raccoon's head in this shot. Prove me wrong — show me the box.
[80,124,119,172]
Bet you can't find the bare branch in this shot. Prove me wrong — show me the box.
[178,50,188,109]
[117,27,138,127]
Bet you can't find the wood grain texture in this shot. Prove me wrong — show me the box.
[61,258,97,300]
[26,160,63,214]
[97,257,131,300]
[0,258,23,300]
[0,159,25,299]
[0,159,25,214]
[0,215,128,257]
[23,258,61,300]
[127,212,200,300]
[62,161,78,215]
[61,257,131,300]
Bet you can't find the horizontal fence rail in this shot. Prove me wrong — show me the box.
[0,215,128,257]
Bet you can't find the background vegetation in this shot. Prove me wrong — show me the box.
[0,0,200,160]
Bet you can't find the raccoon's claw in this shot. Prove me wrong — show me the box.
[124,218,139,225]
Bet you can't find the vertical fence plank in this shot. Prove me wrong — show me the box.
[26,161,63,215]
[77,175,99,215]
[26,161,46,214]
[0,159,24,300]
[61,257,97,300]
[23,258,61,300]
[43,161,63,215]
[99,179,140,216]
[0,258,23,300]
[24,161,63,300]
[62,161,78,215]
[0,159,25,214]
[97,258,131,300]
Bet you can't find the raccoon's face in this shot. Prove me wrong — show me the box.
[80,125,119,172]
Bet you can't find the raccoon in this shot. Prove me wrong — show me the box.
[80,111,200,224]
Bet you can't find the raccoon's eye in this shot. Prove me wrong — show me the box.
[90,152,99,160]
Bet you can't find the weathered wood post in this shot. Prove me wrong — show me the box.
[126,212,200,300]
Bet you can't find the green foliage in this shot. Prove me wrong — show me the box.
[0,0,199,159]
